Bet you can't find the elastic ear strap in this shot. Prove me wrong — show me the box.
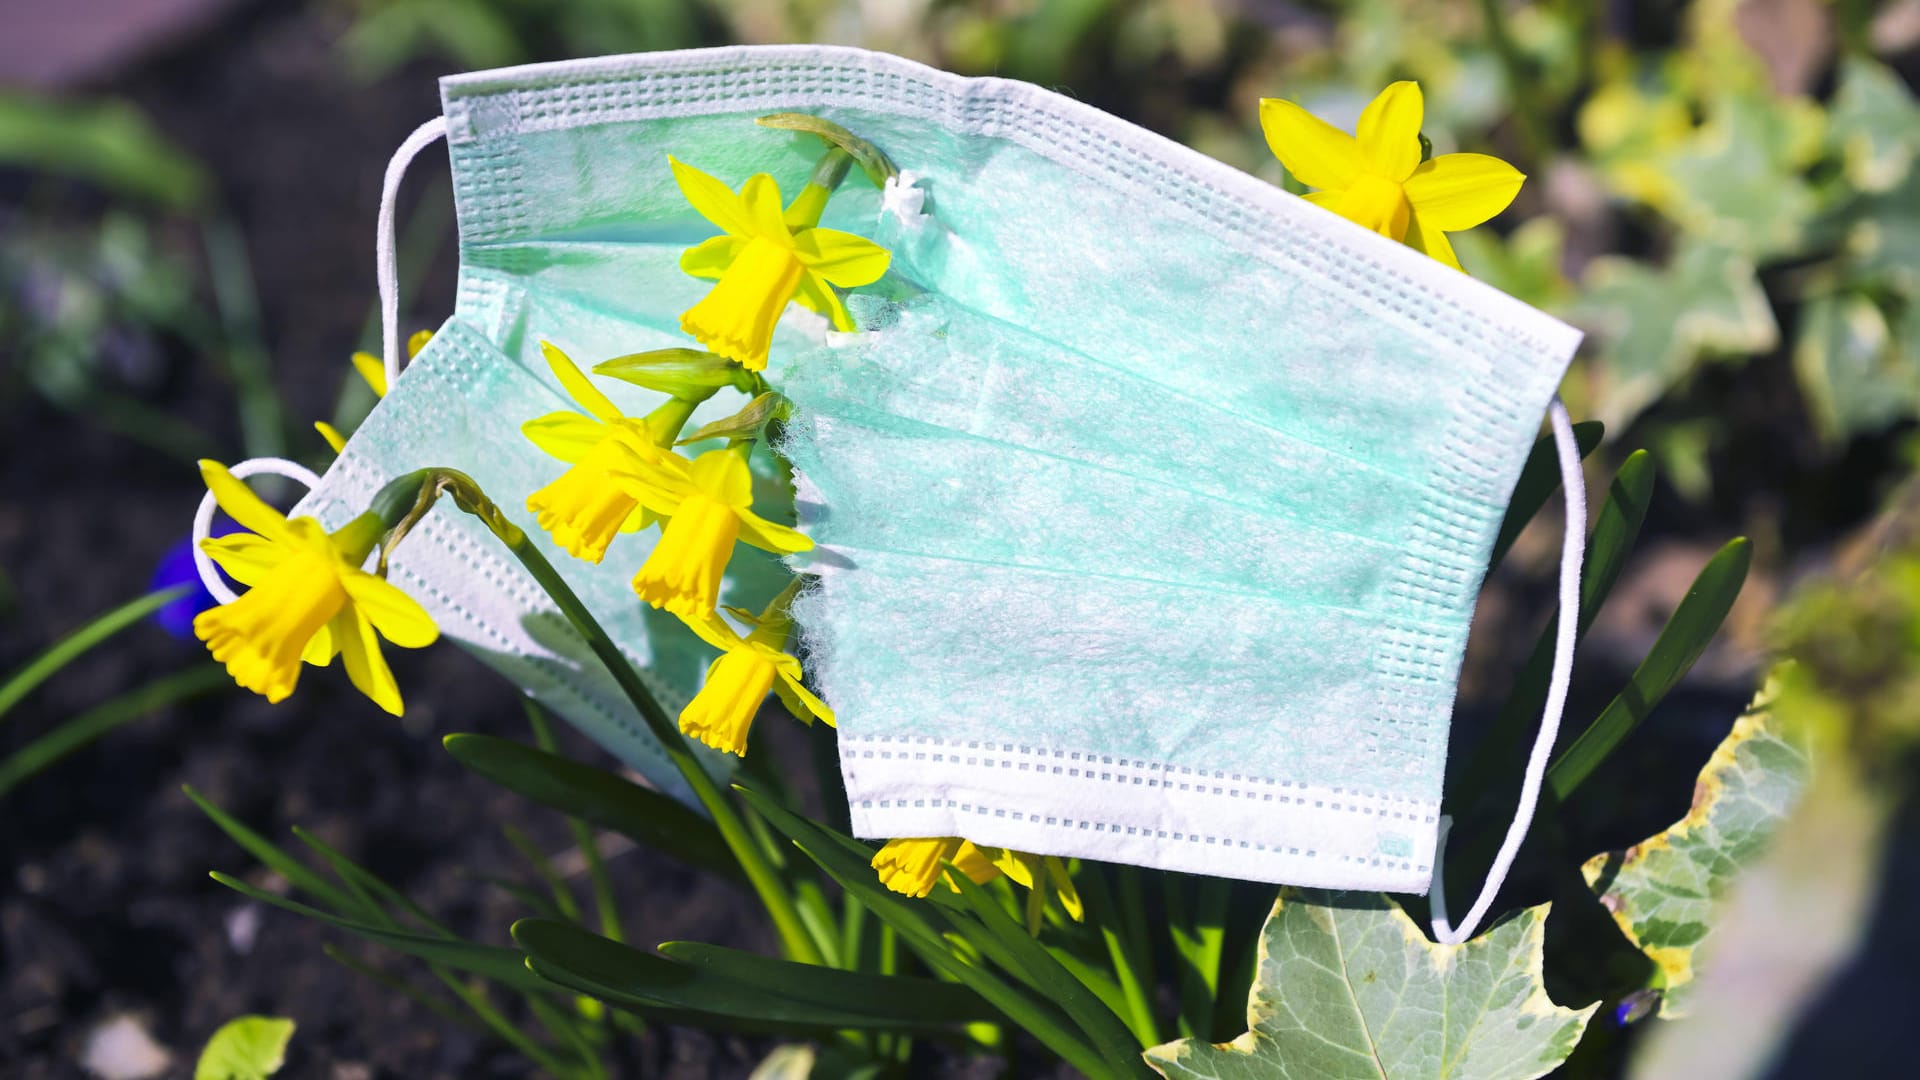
[192,458,323,605]
[378,116,449,389]
[1430,396,1585,945]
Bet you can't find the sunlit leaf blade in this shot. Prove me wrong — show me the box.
[442,734,743,884]
[194,1015,294,1080]
[1145,891,1594,1080]
[657,940,997,1024]
[1825,57,1920,193]
[1582,680,1812,1018]
[514,918,970,1032]
[1548,537,1752,799]
[1489,420,1604,569]
[756,113,899,187]
[208,872,550,993]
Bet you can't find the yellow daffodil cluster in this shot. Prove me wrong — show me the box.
[871,837,1084,934]
[1260,81,1525,272]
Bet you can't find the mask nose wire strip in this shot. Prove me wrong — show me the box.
[191,458,324,606]
[377,116,450,389]
[1429,396,1586,945]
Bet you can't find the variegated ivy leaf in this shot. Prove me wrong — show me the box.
[1571,239,1778,432]
[1653,87,1825,259]
[1581,681,1812,1018]
[1825,57,1920,194]
[1843,170,1920,301]
[1145,890,1593,1080]
[1792,291,1914,444]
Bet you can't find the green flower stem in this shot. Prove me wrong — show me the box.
[387,469,825,967]
[786,148,854,230]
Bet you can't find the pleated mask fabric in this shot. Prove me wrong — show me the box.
[297,45,1582,893]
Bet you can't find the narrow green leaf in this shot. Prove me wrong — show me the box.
[659,940,994,1024]
[289,826,455,937]
[1490,421,1604,568]
[755,113,899,187]
[0,665,226,798]
[734,784,1118,1079]
[1453,451,1657,808]
[443,733,742,884]
[185,786,362,916]
[0,93,210,208]
[1549,537,1752,799]
[515,918,965,1032]
[208,872,549,993]
[0,586,189,720]
[194,1015,293,1080]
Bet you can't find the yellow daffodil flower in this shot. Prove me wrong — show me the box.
[674,595,834,756]
[622,447,811,617]
[872,837,1084,933]
[318,330,432,453]
[671,156,891,371]
[193,460,438,715]
[1259,81,1525,271]
[522,341,692,564]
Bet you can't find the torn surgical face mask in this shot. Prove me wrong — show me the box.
[217,47,1584,942]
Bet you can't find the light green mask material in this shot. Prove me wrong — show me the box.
[290,46,1581,895]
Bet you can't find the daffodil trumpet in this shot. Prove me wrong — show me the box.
[871,837,1084,934]
[193,460,439,715]
[674,582,833,756]
[522,340,703,565]
[672,155,891,370]
[622,444,812,617]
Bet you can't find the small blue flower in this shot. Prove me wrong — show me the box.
[149,525,236,639]
[1613,988,1661,1027]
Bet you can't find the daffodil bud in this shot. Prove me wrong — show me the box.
[593,348,758,399]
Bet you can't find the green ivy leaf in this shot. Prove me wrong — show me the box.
[1792,290,1914,443]
[194,1016,294,1080]
[1581,680,1812,1018]
[1842,170,1920,301]
[1144,891,1594,1080]
[1653,88,1824,259]
[1825,57,1920,194]
[1572,240,1778,432]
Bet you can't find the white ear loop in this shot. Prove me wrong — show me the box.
[1429,396,1586,945]
[378,116,449,390]
[191,458,323,605]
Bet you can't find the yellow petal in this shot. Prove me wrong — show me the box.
[736,508,813,555]
[1044,857,1084,921]
[792,229,891,287]
[334,608,403,716]
[669,155,757,238]
[522,411,609,463]
[987,847,1037,888]
[793,271,854,332]
[406,328,434,359]
[541,341,621,422]
[315,421,347,454]
[1404,211,1463,271]
[737,174,791,239]
[948,842,1003,886]
[678,237,804,371]
[678,649,777,755]
[1356,80,1424,182]
[199,460,293,544]
[873,837,966,897]
[194,549,344,703]
[680,235,748,281]
[302,620,336,666]
[677,607,749,653]
[200,533,290,588]
[1258,98,1361,191]
[774,670,835,727]
[339,569,439,648]
[1302,190,1343,211]
[1334,173,1412,239]
[689,449,754,507]
[631,495,739,616]
[350,351,389,398]
[1403,152,1526,231]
